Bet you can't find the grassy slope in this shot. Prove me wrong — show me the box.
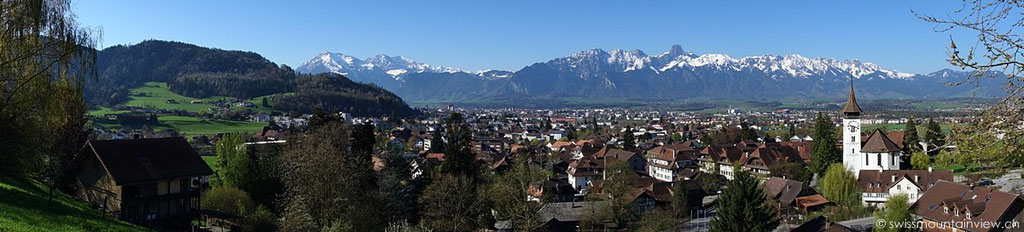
[124,82,227,113]
[119,82,278,114]
[88,82,270,136]
[0,176,147,232]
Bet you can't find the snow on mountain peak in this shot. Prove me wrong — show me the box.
[298,51,462,80]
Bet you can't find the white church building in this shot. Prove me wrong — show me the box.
[840,81,953,207]
[841,81,901,176]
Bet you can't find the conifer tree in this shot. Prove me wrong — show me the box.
[670,181,691,220]
[710,167,779,232]
[903,116,920,152]
[809,113,841,177]
[438,113,477,178]
[429,128,444,153]
[622,127,636,151]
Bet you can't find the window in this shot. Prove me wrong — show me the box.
[851,136,855,142]
[865,154,869,165]
[877,154,881,167]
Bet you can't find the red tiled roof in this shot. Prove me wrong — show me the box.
[857,169,953,193]
[915,181,1024,232]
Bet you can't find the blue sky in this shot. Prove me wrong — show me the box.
[75,1,971,74]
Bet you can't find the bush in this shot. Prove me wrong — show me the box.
[201,186,256,216]
[201,187,278,231]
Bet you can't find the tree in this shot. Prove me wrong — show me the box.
[769,160,810,183]
[566,124,577,141]
[949,126,1001,167]
[353,122,376,158]
[809,113,841,178]
[377,151,422,225]
[438,113,477,178]
[820,164,859,206]
[876,194,914,232]
[918,2,1024,166]
[418,174,485,231]
[701,171,725,194]
[934,150,953,168]
[428,128,444,153]
[903,116,920,153]
[587,160,640,227]
[670,132,683,143]
[279,121,382,231]
[215,133,253,188]
[622,127,636,151]
[738,121,758,141]
[710,167,780,232]
[922,118,944,155]
[244,142,285,213]
[0,0,97,179]
[910,152,931,170]
[201,187,256,222]
[308,107,340,130]
[670,181,691,220]
[488,158,546,230]
[261,97,270,107]
[636,210,676,232]
[786,123,798,139]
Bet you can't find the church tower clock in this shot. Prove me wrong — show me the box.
[841,80,864,176]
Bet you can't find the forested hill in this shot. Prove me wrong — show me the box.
[86,40,418,117]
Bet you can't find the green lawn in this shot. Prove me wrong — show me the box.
[123,82,228,113]
[155,116,266,136]
[85,106,129,117]
[932,163,983,175]
[91,115,267,137]
[87,82,280,115]
[908,101,967,110]
[202,156,220,173]
[862,123,954,134]
[0,175,147,232]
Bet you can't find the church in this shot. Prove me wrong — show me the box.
[840,81,902,175]
[839,81,953,207]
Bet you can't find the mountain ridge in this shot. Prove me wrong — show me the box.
[86,40,419,118]
[295,45,1002,102]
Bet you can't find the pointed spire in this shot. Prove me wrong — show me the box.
[842,78,863,116]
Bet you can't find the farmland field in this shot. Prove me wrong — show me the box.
[123,82,228,112]
[88,82,273,136]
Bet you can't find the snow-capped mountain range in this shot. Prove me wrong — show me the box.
[296,45,1000,102]
[297,51,462,82]
[548,45,915,80]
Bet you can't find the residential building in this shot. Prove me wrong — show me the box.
[915,181,1024,232]
[69,137,213,230]
[857,168,953,207]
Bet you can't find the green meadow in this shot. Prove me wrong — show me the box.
[862,123,954,134]
[0,175,148,232]
[88,82,273,136]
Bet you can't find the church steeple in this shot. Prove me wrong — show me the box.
[842,78,862,117]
